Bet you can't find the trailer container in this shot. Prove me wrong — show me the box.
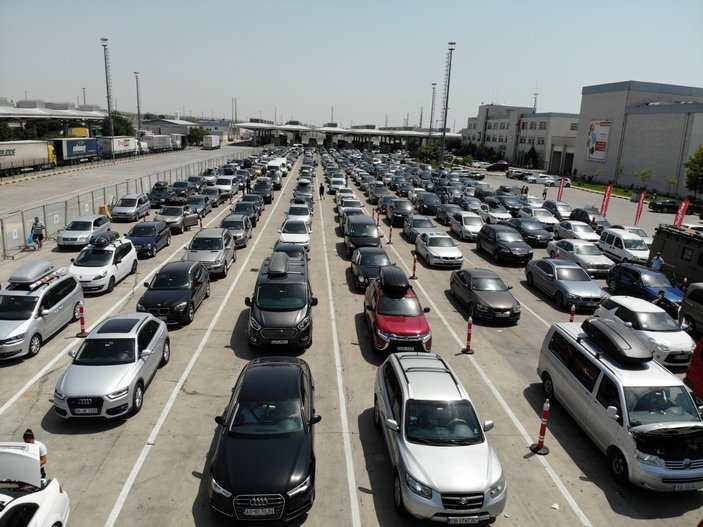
[0,140,56,176]
[203,135,221,150]
[52,138,100,164]
[169,134,186,150]
[142,135,172,152]
[97,136,138,158]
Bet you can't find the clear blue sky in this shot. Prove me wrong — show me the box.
[1,0,702,129]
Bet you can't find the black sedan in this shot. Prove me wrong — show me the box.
[136,261,210,325]
[170,180,197,197]
[252,181,274,204]
[476,224,533,265]
[350,247,391,292]
[209,357,321,522]
[648,199,686,213]
[125,221,171,257]
[504,217,553,247]
[415,192,442,215]
[148,182,175,208]
[450,267,521,323]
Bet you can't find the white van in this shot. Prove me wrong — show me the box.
[537,317,703,491]
[597,228,649,264]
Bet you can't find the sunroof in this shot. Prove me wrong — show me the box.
[98,318,140,334]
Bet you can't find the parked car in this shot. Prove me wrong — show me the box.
[598,228,649,264]
[220,214,253,248]
[111,193,151,221]
[137,261,210,325]
[494,194,523,217]
[344,216,382,257]
[231,201,259,227]
[402,214,436,242]
[125,221,171,258]
[554,220,600,242]
[547,239,614,276]
[350,247,392,292]
[518,206,559,231]
[569,207,611,233]
[201,186,226,207]
[543,200,573,221]
[153,205,199,234]
[147,181,175,208]
[252,179,274,204]
[377,195,395,214]
[386,199,415,227]
[171,180,197,198]
[450,267,521,322]
[53,313,169,418]
[187,194,213,217]
[610,224,653,247]
[525,258,608,310]
[69,238,138,293]
[685,337,703,404]
[415,192,442,215]
[606,263,683,318]
[679,282,703,337]
[505,218,552,247]
[182,228,236,278]
[476,224,533,265]
[415,232,463,268]
[286,204,313,227]
[56,214,112,250]
[435,203,463,226]
[278,219,312,252]
[478,199,511,224]
[649,199,682,213]
[209,357,321,521]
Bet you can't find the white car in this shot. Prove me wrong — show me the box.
[537,174,558,186]
[478,201,511,224]
[0,442,70,526]
[278,219,312,251]
[329,178,346,194]
[554,220,600,241]
[518,207,559,231]
[335,187,355,206]
[518,195,544,208]
[449,211,484,241]
[610,224,653,247]
[415,232,463,268]
[69,238,138,293]
[593,296,695,367]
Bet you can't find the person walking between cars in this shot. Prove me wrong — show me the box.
[30,217,45,250]
[651,252,664,272]
[23,429,47,478]
[542,187,548,200]
[245,179,251,195]
[319,183,325,200]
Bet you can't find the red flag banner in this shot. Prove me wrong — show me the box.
[674,199,690,226]
[634,192,646,226]
[600,184,613,216]
[557,176,566,201]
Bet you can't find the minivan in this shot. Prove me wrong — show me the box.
[598,228,649,264]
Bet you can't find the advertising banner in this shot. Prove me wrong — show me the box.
[585,120,611,161]
[674,199,690,226]
[557,176,566,201]
[634,192,646,226]
[600,183,613,216]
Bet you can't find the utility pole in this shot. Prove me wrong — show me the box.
[439,42,456,167]
[82,87,86,105]
[134,71,141,133]
[419,106,423,128]
[428,82,437,141]
[100,38,115,160]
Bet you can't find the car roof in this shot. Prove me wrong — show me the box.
[71,214,105,222]
[240,360,304,401]
[601,228,641,239]
[158,261,199,274]
[93,313,150,337]
[392,353,464,401]
[543,259,582,269]
[223,214,248,222]
[565,239,598,246]
[462,268,500,279]
[119,193,144,199]
[194,228,226,237]
[604,295,663,313]
[426,232,451,238]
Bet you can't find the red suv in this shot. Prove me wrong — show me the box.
[363,266,432,352]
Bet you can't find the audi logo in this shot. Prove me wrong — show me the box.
[77,398,92,405]
[249,497,269,506]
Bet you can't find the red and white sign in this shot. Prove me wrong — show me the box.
[557,176,566,201]
[634,192,646,226]
[600,184,613,216]
[674,199,690,226]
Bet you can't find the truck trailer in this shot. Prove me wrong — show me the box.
[169,134,186,150]
[142,135,172,152]
[0,140,56,176]
[202,135,221,150]
[97,136,138,158]
[52,138,100,164]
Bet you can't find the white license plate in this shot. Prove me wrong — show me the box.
[157,315,168,320]
[674,483,698,491]
[397,346,415,351]
[242,507,275,516]
[74,408,98,414]
[448,517,479,525]
[271,340,288,345]
[496,312,509,317]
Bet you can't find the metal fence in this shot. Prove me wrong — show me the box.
[1,148,259,258]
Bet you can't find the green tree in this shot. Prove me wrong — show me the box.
[685,145,703,197]
[0,122,12,141]
[632,168,653,190]
[143,112,156,121]
[665,177,677,196]
[100,112,135,137]
[524,146,539,168]
[187,127,207,146]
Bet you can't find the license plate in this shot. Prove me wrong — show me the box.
[157,315,168,321]
[242,507,275,516]
[496,312,509,317]
[74,408,98,414]
[271,340,288,345]
[448,517,479,525]
[397,346,414,351]
[674,483,698,491]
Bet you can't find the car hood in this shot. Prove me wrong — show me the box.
[522,229,551,239]
[427,246,462,258]
[57,363,136,396]
[560,280,605,297]
[212,431,311,494]
[69,263,110,280]
[631,423,703,458]
[112,205,137,214]
[640,329,694,350]
[403,440,501,493]
[413,227,436,236]
[499,241,531,252]
[575,254,613,266]
[125,235,156,246]
[0,319,29,339]
[139,288,192,308]
[358,265,384,281]
[488,212,511,220]
[575,232,600,242]
[154,213,180,223]
[347,235,380,246]
[255,308,306,327]
[279,233,310,244]
[58,229,93,240]
[473,290,518,309]
[182,250,223,263]
[376,314,429,335]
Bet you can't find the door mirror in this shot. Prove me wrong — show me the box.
[483,420,495,432]
[68,350,76,358]
[507,285,513,290]
[310,414,322,425]
[245,297,251,307]
[606,406,620,420]
[40,309,50,316]
[114,258,122,265]
[384,418,399,432]
[423,307,430,313]
[366,305,373,311]
[140,349,153,358]
[143,282,150,288]
[215,415,225,426]
[311,297,318,306]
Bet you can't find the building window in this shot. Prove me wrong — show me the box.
[537,137,545,145]
[681,247,693,262]
[539,121,546,130]
[529,122,536,130]
[500,122,506,129]
[519,137,526,144]
[570,122,579,131]
[528,137,535,144]
[487,123,492,129]
[521,122,528,130]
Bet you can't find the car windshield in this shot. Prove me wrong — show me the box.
[625,386,701,426]
[377,295,422,316]
[189,237,222,250]
[497,232,522,242]
[118,199,137,207]
[623,238,648,250]
[229,399,303,436]
[489,204,507,213]
[159,207,182,216]
[173,181,188,188]
[73,338,135,366]
[73,248,113,267]
[395,202,413,212]
[289,207,309,216]
[150,271,190,289]
[282,222,307,234]
[428,237,454,247]
[573,224,594,233]
[502,198,521,206]
[641,273,674,288]
[633,311,681,332]
[350,225,378,236]
[128,225,156,236]
[0,295,38,320]
[405,400,483,445]
[471,277,508,292]
[359,253,390,266]
[520,222,543,231]
[234,203,254,212]
[256,283,306,310]
[556,267,591,281]
[463,217,483,226]
[414,219,435,228]
[188,197,205,205]
[66,221,92,231]
[222,220,244,230]
[215,179,231,186]
[628,228,648,238]
[533,209,551,218]
[574,245,602,255]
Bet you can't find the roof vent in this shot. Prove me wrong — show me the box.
[581,317,652,365]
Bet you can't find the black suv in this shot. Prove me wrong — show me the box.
[386,199,414,227]
[476,224,533,264]
[252,178,274,204]
[569,207,611,233]
[245,253,318,349]
[147,181,175,208]
[344,216,382,258]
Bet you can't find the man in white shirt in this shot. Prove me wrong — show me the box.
[23,428,47,478]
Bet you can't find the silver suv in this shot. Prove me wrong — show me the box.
[373,352,506,523]
[0,261,83,360]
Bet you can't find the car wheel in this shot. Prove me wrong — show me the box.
[476,239,483,253]
[27,334,42,357]
[609,448,629,485]
[221,261,228,278]
[554,231,560,240]
[182,303,195,325]
[468,303,476,319]
[130,260,138,274]
[682,315,696,336]
[608,280,618,294]
[107,276,116,293]
[555,291,565,309]
[131,382,144,415]
[393,472,406,515]
[166,234,171,247]
[178,224,184,234]
[205,282,211,299]
[71,302,81,322]
[159,339,170,368]
[542,373,555,399]
[150,245,157,258]
[373,397,382,430]
[493,250,501,263]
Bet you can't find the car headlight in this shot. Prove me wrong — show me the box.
[297,316,311,331]
[405,472,432,499]
[567,293,578,299]
[1,333,25,345]
[250,316,261,331]
[94,270,108,280]
[77,235,88,242]
[635,450,663,467]
[475,303,489,312]
[287,475,311,498]
[211,476,232,498]
[54,389,66,401]
[173,301,188,313]
[420,331,432,342]
[107,387,129,400]
[376,328,392,341]
[144,244,152,249]
[136,303,146,312]
[513,304,521,312]
[357,275,367,284]
[489,473,506,498]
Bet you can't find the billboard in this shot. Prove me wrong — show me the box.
[585,119,611,161]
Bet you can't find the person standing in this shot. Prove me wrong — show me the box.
[245,178,251,195]
[23,429,47,478]
[650,252,664,272]
[31,217,45,250]
[542,187,548,200]
[319,182,325,200]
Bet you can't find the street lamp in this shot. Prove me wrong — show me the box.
[428,82,437,142]
[134,72,141,134]
[100,37,115,161]
[439,41,456,167]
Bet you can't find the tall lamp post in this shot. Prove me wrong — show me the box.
[134,71,141,134]
[439,41,456,167]
[428,82,437,143]
[100,37,115,161]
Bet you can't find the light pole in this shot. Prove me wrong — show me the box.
[100,37,115,161]
[428,82,437,142]
[439,42,456,167]
[134,72,141,134]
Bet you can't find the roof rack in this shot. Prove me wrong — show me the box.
[7,261,67,291]
[89,230,119,246]
[581,317,652,366]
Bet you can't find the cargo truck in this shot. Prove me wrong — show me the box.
[97,136,138,158]
[169,134,186,150]
[52,138,101,164]
[142,135,173,152]
[648,224,703,284]
[203,135,221,150]
[0,140,56,176]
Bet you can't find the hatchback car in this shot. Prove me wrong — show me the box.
[278,220,312,251]
[286,204,313,227]
[525,258,608,310]
[209,357,321,521]
[546,239,614,276]
[476,224,533,265]
[350,247,392,292]
[111,193,150,222]
[478,199,511,224]
[182,228,236,278]
[450,268,520,322]
[53,313,169,418]
[542,200,573,221]
[187,194,213,217]
[153,205,199,234]
[569,207,611,233]
[125,221,171,258]
[56,214,112,250]
[137,261,210,325]
[69,238,138,293]
[415,232,463,268]
[220,214,253,248]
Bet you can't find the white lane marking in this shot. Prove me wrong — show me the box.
[319,189,362,527]
[105,163,294,527]
[385,244,593,527]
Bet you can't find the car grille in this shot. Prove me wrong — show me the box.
[234,494,285,520]
[67,397,104,415]
[61,237,78,241]
[665,458,703,470]
[147,307,171,316]
[261,328,298,339]
[442,492,484,510]
[578,297,602,303]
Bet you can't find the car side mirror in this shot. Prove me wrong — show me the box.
[143,282,150,288]
[385,418,399,432]
[366,305,373,311]
[245,297,251,306]
[423,307,431,313]
[277,229,282,233]
[310,414,322,425]
[114,258,122,264]
[70,258,75,262]
[624,321,633,328]
[311,297,318,306]
[140,349,153,358]
[483,420,494,432]
[68,350,76,358]
[606,406,620,421]
[215,415,225,426]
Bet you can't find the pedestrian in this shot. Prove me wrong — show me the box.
[542,187,548,200]
[319,182,325,200]
[23,428,47,478]
[245,179,251,194]
[30,217,45,250]
[652,192,657,202]
[650,252,664,272]
[651,290,666,306]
